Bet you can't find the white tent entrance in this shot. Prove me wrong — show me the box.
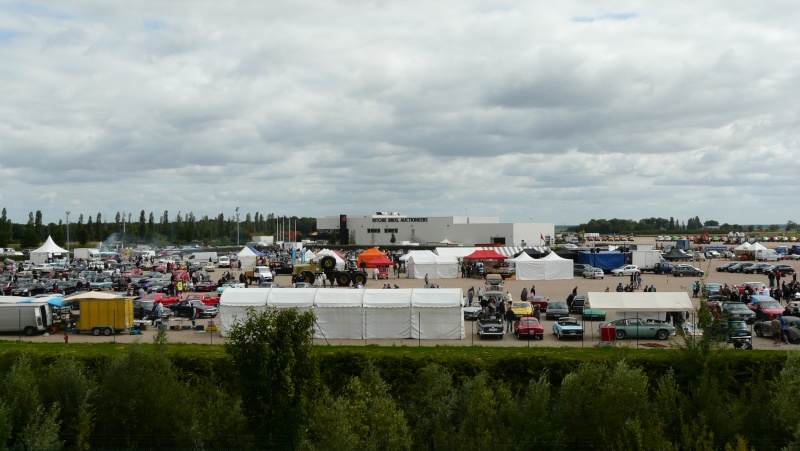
[30,236,69,264]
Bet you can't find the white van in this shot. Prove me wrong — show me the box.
[217,256,231,268]
[756,250,780,261]
[0,303,50,335]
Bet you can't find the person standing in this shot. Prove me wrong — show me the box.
[521,287,528,302]
[191,304,199,328]
[424,273,430,286]
[467,287,474,306]
[772,316,782,346]
[505,307,515,332]
[530,285,536,296]
[477,286,484,305]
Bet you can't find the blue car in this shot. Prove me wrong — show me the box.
[553,317,584,340]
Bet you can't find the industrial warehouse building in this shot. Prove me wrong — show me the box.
[316,212,554,247]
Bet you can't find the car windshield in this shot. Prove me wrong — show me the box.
[512,302,530,309]
[725,304,748,311]
[760,301,782,309]
[549,302,567,309]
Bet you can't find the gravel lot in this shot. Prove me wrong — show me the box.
[3,237,797,351]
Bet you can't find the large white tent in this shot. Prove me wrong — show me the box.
[313,289,364,340]
[411,288,465,339]
[363,290,413,339]
[219,287,465,339]
[315,249,346,270]
[404,251,459,279]
[30,236,69,264]
[236,246,266,269]
[508,252,572,280]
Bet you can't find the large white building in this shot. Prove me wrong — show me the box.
[316,212,554,247]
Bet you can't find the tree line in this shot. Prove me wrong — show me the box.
[0,208,317,249]
[1,309,797,450]
[569,216,797,235]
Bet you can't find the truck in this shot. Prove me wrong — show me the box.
[73,248,101,260]
[292,256,368,286]
[244,266,274,284]
[0,303,50,335]
[189,251,218,263]
[631,250,665,272]
[74,297,134,336]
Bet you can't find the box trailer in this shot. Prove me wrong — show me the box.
[631,250,665,272]
[190,252,218,262]
[75,298,134,336]
[0,303,50,335]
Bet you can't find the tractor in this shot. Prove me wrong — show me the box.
[292,256,369,287]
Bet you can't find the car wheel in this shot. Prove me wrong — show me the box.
[755,326,763,337]
[615,330,627,340]
[656,329,669,340]
[678,272,684,277]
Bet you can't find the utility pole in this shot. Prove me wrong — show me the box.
[236,207,240,246]
[65,211,71,254]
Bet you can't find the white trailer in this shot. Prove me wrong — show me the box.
[190,251,218,262]
[631,250,665,272]
[74,248,101,260]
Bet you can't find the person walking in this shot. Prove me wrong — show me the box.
[467,287,475,306]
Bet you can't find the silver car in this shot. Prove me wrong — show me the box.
[582,267,604,279]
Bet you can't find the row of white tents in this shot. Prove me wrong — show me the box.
[219,288,465,340]
[399,248,572,281]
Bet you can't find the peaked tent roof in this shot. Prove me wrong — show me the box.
[463,249,507,260]
[32,236,68,254]
[357,248,388,267]
[540,252,570,261]
[508,252,536,262]
[238,245,266,258]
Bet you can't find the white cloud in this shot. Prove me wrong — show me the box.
[0,1,798,226]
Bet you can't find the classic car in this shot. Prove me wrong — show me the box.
[712,320,753,343]
[599,318,675,340]
[258,281,281,288]
[509,301,533,318]
[132,299,173,320]
[735,282,767,295]
[553,317,584,340]
[574,264,593,276]
[765,264,796,275]
[89,278,114,290]
[193,281,219,292]
[581,301,607,321]
[514,317,544,339]
[610,265,641,276]
[170,300,219,318]
[528,295,549,311]
[545,301,570,320]
[682,322,703,339]
[747,296,784,320]
[293,282,313,289]
[703,283,723,296]
[217,282,245,295]
[582,268,605,279]
[139,293,180,307]
[184,294,221,307]
[11,282,47,296]
[721,302,756,323]
[671,264,704,277]
[55,280,79,295]
[753,316,800,343]
[569,294,587,314]
[203,262,216,272]
[477,314,504,339]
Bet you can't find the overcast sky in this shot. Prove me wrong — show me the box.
[1,1,798,227]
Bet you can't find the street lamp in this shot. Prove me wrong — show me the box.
[236,207,240,246]
[65,211,71,254]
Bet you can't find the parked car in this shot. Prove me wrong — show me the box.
[217,282,245,295]
[139,293,180,307]
[514,317,544,340]
[671,264,704,277]
[582,267,605,279]
[610,265,640,276]
[509,301,533,318]
[716,262,737,272]
[193,281,219,292]
[711,320,753,344]
[728,262,754,273]
[599,318,674,340]
[462,302,482,321]
[703,283,722,296]
[747,296,784,320]
[574,264,593,276]
[293,282,313,288]
[545,301,570,320]
[553,317,584,340]
[528,295,549,312]
[742,263,772,274]
[10,283,47,296]
[132,299,173,320]
[581,301,607,321]
[89,278,114,290]
[258,282,281,288]
[753,316,800,343]
[765,264,795,275]
[721,302,756,323]
[477,314,504,339]
[170,300,219,318]
[184,294,221,307]
[569,294,587,315]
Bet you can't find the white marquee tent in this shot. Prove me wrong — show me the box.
[219,287,465,339]
[508,252,572,280]
[236,246,266,269]
[30,236,69,264]
[404,251,459,279]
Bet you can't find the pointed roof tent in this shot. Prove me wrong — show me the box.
[463,249,507,261]
[32,236,68,254]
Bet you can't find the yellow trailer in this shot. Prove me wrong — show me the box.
[74,297,134,336]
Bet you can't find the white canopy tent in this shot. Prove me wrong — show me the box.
[411,288,465,339]
[30,236,69,264]
[363,290,413,339]
[313,289,365,340]
[405,251,459,279]
[587,292,694,321]
[315,249,346,270]
[538,252,573,280]
[508,252,543,280]
[236,246,265,269]
[218,288,270,337]
[507,252,572,280]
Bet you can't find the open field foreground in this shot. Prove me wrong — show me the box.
[2,253,798,351]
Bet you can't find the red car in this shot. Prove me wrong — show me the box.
[184,294,221,307]
[747,296,784,320]
[141,293,180,306]
[514,317,544,340]
[529,295,549,312]
[193,281,219,292]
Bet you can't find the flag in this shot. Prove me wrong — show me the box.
[540,233,544,241]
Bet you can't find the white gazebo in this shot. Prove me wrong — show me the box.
[30,236,69,264]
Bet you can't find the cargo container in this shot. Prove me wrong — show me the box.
[74,297,133,336]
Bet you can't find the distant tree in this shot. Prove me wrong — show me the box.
[669,217,675,230]
[748,225,755,232]
[704,220,719,227]
[787,221,797,231]
[138,211,146,238]
[768,224,779,232]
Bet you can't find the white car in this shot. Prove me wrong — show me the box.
[582,268,604,279]
[610,265,641,276]
[217,256,231,268]
[203,262,215,272]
